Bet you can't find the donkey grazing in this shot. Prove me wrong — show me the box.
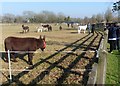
[37,24,52,32]
[48,25,52,31]
[22,25,29,33]
[4,35,46,65]
[59,26,62,30]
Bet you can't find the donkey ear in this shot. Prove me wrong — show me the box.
[39,35,42,39]
[43,35,45,40]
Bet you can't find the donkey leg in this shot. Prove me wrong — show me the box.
[28,53,33,65]
[11,53,17,62]
[78,29,80,34]
[41,29,42,32]
[80,29,81,33]
[37,29,39,32]
[78,29,81,34]
[5,52,8,62]
[84,30,85,34]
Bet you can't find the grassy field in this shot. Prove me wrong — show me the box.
[105,44,120,85]
[0,23,103,85]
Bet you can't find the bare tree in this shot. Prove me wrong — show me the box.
[91,15,96,24]
[57,12,65,23]
[83,16,89,24]
[2,13,15,23]
[104,8,113,23]
[23,11,36,23]
[47,11,57,23]
[96,13,104,23]
[34,13,45,23]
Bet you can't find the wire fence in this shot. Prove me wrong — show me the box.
[0,50,96,53]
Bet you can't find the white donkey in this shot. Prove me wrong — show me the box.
[37,26,43,32]
[78,24,87,34]
[37,26,48,32]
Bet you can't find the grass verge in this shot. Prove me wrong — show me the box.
[105,44,120,85]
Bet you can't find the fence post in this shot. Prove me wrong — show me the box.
[97,29,108,85]
[8,50,12,83]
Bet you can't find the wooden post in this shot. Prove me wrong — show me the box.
[87,63,98,85]
[8,50,12,83]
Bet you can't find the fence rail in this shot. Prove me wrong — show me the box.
[87,29,108,85]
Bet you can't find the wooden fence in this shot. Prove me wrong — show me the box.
[87,29,108,85]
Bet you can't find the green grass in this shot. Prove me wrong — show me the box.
[105,44,120,85]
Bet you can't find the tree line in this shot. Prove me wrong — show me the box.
[0,7,119,24]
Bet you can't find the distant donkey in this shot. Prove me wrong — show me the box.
[22,25,29,33]
[59,26,62,30]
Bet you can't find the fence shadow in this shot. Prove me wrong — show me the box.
[82,31,103,85]
[70,32,78,34]
[56,31,100,85]
[28,32,97,85]
[0,52,29,64]
[0,52,6,62]
[1,32,102,85]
